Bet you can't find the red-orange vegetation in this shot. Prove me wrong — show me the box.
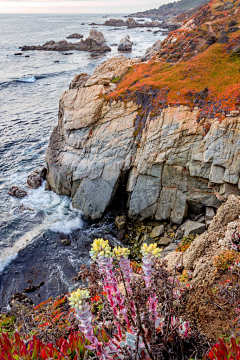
[108,0,240,125]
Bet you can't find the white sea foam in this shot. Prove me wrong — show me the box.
[17,76,36,83]
[21,182,83,234]
[0,225,44,274]
[0,183,83,274]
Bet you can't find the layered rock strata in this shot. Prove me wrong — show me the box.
[46,56,240,223]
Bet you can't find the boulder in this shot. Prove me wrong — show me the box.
[150,225,165,238]
[205,206,215,221]
[76,30,111,53]
[115,215,127,230]
[67,33,83,39]
[8,186,27,198]
[118,35,133,52]
[184,220,206,237]
[27,168,47,189]
[158,236,172,246]
[142,234,154,245]
[126,17,139,28]
[87,29,106,45]
[218,30,229,44]
[175,228,184,239]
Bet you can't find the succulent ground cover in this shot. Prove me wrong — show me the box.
[107,0,240,135]
[1,236,239,359]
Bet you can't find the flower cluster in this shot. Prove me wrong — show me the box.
[90,238,112,260]
[69,289,90,310]
[141,243,162,258]
[113,246,130,260]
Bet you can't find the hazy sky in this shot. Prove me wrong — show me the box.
[0,0,171,14]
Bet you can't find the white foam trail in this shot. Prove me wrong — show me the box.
[17,76,36,83]
[0,225,43,274]
[21,182,83,234]
[0,183,83,273]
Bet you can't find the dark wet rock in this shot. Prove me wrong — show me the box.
[67,33,83,39]
[150,225,165,238]
[206,35,216,45]
[118,35,133,52]
[69,73,90,89]
[90,51,104,57]
[157,237,172,246]
[21,40,81,51]
[147,29,152,32]
[25,55,30,58]
[142,233,154,245]
[9,293,33,307]
[81,23,85,25]
[27,167,47,189]
[111,44,118,46]
[8,186,27,198]
[54,60,59,63]
[44,180,52,191]
[24,281,45,293]
[229,20,237,27]
[228,26,239,33]
[76,30,111,52]
[62,52,73,55]
[117,229,126,241]
[15,53,22,56]
[103,18,126,26]
[218,30,229,44]
[89,22,97,25]
[184,220,206,237]
[61,239,71,246]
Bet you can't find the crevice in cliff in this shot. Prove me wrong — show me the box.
[108,170,131,214]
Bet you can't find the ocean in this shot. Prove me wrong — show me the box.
[0,13,166,309]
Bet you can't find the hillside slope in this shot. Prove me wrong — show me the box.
[129,0,208,20]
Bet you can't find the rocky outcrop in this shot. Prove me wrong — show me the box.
[118,36,133,52]
[21,30,111,53]
[142,39,162,61]
[103,17,161,28]
[67,33,83,39]
[103,19,126,26]
[165,194,240,283]
[46,56,240,223]
[8,186,27,198]
[76,30,111,53]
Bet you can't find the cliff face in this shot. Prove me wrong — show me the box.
[46,55,240,223]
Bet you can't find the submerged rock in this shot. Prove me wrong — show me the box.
[67,33,83,39]
[150,225,165,238]
[8,186,27,198]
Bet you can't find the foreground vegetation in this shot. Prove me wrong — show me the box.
[0,237,239,359]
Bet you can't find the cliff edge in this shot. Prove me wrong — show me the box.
[46,0,240,222]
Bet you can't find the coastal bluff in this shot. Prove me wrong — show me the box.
[46,55,240,223]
